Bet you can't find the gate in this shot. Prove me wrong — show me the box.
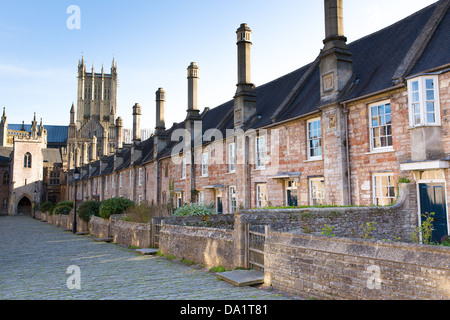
[151,220,162,248]
[246,224,267,272]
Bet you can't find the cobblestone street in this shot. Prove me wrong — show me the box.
[0,216,298,300]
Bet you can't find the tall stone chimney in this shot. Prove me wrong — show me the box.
[0,107,8,147]
[132,103,142,143]
[187,63,200,119]
[319,0,353,105]
[115,116,123,150]
[154,88,168,157]
[234,23,256,128]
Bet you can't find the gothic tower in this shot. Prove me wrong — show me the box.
[68,57,119,169]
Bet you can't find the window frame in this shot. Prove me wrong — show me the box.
[228,142,236,173]
[369,100,393,152]
[372,173,396,206]
[24,152,32,168]
[255,135,266,169]
[229,186,237,213]
[407,75,441,128]
[138,168,142,186]
[181,157,186,179]
[256,183,267,208]
[307,118,322,161]
[309,177,325,206]
[201,152,209,177]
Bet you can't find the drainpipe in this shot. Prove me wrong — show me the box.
[342,103,352,205]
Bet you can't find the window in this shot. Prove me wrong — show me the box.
[286,180,298,207]
[105,176,108,191]
[256,136,266,169]
[3,172,9,185]
[307,119,322,160]
[228,142,236,173]
[373,173,396,206]
[112,175,115,189]
[201,152,209,177]
[138,168,142,186]
[49,171,60,185]
[176,192,182,208]
[408,76,440,127]
[309,178,325,206]
[3,198,7,210]
[256,184,267,208]
[181,158,186,179]
[138,195,142,206]
[198,191,204,205]
[119,172,123,188]
[229,186,237,213]
[370,101,392,151]
[24,152,32,168]
[165,164,169,178]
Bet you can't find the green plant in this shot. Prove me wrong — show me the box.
[77,200,101,223]
[174,203,215,217]
[321,224,335,237]
[209,265,226,273]
[360,222,377,240]
[99,197,134,219]
[411,212,435,245]
[53,205,72,216]
[40,201,55,213]
[440,235,450,247]
[55,201,74,209]
[398,178,410,184]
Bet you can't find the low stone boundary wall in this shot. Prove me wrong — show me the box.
[159,224,234,269]
[264,229,450,300]
[89,216,110,238]
[113,220,150,248]
[161,215,234,229]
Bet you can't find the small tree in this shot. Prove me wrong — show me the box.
[77,200,102,223]
[174,203,215,217]
[99,197,134,219]
[40,201,55,213]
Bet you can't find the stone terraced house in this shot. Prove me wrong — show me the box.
[68,0,450,242]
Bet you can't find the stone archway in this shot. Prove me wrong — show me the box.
[17,196,32,215]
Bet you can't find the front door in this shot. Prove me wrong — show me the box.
[419,183,448,243]
[216,190,223,214]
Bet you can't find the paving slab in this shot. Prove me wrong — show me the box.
[216,270,265,287]
[135,248,159,255]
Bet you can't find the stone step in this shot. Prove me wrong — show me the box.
[216,270,264,287]
[93,237,113,243]
[135,248,159,255]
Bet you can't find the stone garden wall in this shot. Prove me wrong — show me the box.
[264,229,450,300]
[159,224,235,269]
[113,220,151,248]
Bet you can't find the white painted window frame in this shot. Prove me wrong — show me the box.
[307,118,322,161]
[407,75,441,128]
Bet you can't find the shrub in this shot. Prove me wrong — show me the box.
[40,201,55,213]
[99,197,134,220]
[53,205,72,216]
[77,200,101,223]
[174,203,215,217]
[55,201,74,209]
[123,202,173,223]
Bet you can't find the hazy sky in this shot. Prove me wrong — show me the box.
[0,0,438,130]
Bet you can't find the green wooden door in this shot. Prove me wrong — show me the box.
[419,183,448,243]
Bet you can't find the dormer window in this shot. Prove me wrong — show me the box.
[407,76,440,127]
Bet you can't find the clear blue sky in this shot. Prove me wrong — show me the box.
[0,0,438,129]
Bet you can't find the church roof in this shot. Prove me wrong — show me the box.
[9,124,68,145]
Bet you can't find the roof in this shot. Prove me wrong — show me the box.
[42,148,62,163]
[80,1,450,174]
[9,124,68,145]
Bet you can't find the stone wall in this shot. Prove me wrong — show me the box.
[113,220,150,248]
[159,224,234,269]
[264,229,450,300]
[89,216,110,238]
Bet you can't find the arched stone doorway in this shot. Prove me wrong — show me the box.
[17,196,32,215]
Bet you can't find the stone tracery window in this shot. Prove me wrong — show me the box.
[24,153,32,168]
